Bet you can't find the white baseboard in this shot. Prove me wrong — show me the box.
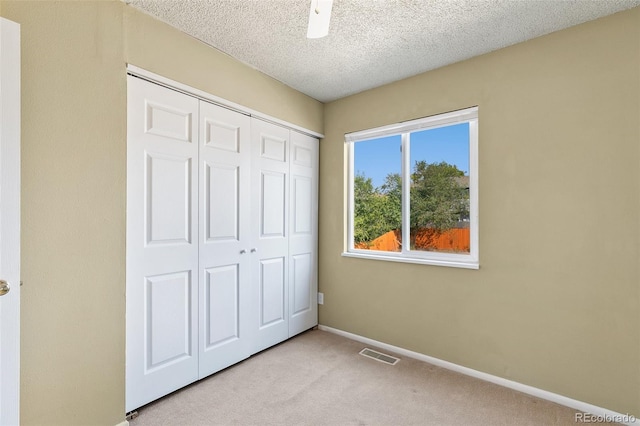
[318,325,638,425]
[115,421,129,426]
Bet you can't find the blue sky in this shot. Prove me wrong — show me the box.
[354,123,470,188]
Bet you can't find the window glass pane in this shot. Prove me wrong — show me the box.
[353,135,402,252]
[409,123,470,254]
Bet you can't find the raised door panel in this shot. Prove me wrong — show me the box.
[146,153,192,245]
[203,117,241,153]
[145,272,193,370]
[292,176,312,235]
[145,101,192,142]
[288,131,319,337]
[127,76,199,412]
[251,119,290,353]
[205,163,239,242]
[259,257,285,327]
[291,253,312,316]
[198,101,252,379]
[261,171,286,238]
[204,265,239,348]
[260,134,287,162]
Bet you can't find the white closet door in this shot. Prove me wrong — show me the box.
[251,119,290,353]
[288,131,318,336]
[126,77,199,412]
[198,101,253,378]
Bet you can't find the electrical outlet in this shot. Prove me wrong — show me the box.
[317,292,324,305]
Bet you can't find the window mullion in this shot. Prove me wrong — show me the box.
[348,143,355,250]
[401,132,410,255]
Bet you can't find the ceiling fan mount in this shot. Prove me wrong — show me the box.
[307,0,333,39]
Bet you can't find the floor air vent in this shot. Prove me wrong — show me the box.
[359,348,399,365]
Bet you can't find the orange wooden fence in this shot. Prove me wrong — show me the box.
[355,228,470,253]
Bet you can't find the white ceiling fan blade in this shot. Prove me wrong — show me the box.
[307,0,333,39]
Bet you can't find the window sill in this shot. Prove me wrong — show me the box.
[341,251,479,270]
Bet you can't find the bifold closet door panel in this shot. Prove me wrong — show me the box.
[198,101,254,378]
[251,119,290,353]
[288,131,319,336]
[126,76,199,412]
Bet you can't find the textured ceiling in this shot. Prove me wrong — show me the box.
[125,0,640,103]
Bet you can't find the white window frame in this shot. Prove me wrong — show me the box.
[343,106,479,269]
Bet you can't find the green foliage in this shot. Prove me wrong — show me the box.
[353,173,401,244]
[354,162,469,245]
[380,172,402,229]
[410,161,469,231]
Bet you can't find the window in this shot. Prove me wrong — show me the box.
[344,107,478,269]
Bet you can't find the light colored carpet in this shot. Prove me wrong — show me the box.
[130,329,606,425]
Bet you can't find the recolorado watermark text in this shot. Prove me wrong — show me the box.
[575,412,636,423]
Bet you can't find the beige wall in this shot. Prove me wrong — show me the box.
[2,2,127,425]
[0,1,323,425]
[2,0,638,423]
[320,7,640,415]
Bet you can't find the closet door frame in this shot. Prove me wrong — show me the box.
[126,65,322,412]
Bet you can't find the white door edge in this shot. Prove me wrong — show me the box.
[0,16,21,426]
